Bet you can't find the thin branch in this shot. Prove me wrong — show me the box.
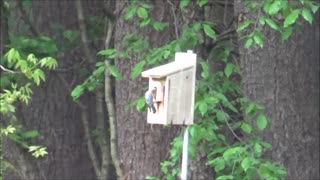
[223,0,229,27]
[17,1,39,37]
[56,73,102,177]
[211,28,236,47]
[167,0,179,40]
[81,111,102,177]
[0,65,17,73]
[218,104,255,156]
[55,74,87,110]
[104,19,124,179]
[75,0,95,64]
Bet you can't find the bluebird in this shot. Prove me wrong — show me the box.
[145,87,156,113]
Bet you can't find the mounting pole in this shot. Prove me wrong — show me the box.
[180,126,189,180]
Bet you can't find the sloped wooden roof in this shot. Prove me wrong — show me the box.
[141,62,193,79]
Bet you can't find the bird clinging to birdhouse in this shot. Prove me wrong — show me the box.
[145,87,157,114]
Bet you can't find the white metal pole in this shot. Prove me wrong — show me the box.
[181,126,189,180]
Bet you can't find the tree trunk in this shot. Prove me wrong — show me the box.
[114,1,183,179]
[235,1,319,179]
[3,0,107,179]
[0,0,9,55]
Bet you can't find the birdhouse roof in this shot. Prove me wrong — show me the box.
[141,61,193,79]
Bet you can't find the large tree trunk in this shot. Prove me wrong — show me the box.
[0,0,9,55]
[3,0,106,179]
[235,1,319,179]
[114,1,181,179]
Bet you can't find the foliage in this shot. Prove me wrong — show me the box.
[240,0,319,46]
[1,42,58,178]
[49,0,318,179]
[114,0,318,179]
[71,61,106,101]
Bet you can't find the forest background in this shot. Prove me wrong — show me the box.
[0,0,319,179]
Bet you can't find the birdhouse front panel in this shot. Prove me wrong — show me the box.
[166,68,194,125]
[141,50,197,125]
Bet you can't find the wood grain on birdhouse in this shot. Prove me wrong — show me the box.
[141,50,197,125]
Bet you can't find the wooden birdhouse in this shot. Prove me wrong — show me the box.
[141,50,197,125]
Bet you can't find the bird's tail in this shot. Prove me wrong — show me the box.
[151,105,156,114]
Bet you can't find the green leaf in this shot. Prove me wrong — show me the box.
[27,54,37,64]
[152,21,169,31]
[224,63,233,78]
[254,143,262,155]
[259,16,266,25]
[245,103,255,115]
[39,57,58,69]
[216,175,234,180]
[140,18,151,27]
[214,158,225,172]
[63,30,80,43]
[108,65,122,79]
[281,26,293,41]
[253,31,263,48]
[199,101,208,116]
[98,49,116,58]
[93,66,104,76]
[260,141,272,149]
[179,0,190,9]
[1,125,16,135]
[22,130,39,138]
[265,18,279,30]
[216,110,228,122]
[223,147,244,159]
[137,7,148,19]
[245,38,253,49]
[203,24,216,39]
[33,69,46,82]
[237,20,251,32]
[198,0,208,7]
[123,6,136,20]
[306,1,319,13]
[71,85,84,100]
[241,157,251,172]
[241,123,252,134]
[136,97,146,111]
[28,145,40,152]
[199,61,209,79]
[131,60,146,79]
[15,60,28,70]
[257,114,268,130]
[302,8,313,24]
[5,48,21,64]
[145,176,159,180]
[268,0,281,15]
[283,9,300,28]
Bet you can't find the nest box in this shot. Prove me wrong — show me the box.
[141,50,197,125]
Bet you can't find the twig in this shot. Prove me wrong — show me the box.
[218,104,255,156]
[0,65,17,73]
[167,0,179,40]
[104,18,124,179]
[75,0,95,64]
[211,28,236,47]
[17,1,39,37]
[223,0,229,27]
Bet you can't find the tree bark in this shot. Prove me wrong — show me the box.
[3,0,107,179]
[235,1,319,179]
[114,1,182,179]
[0,0,9,55]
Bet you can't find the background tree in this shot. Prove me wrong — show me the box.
[235,0,319,178]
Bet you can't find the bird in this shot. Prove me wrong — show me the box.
[145,87,157,114]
